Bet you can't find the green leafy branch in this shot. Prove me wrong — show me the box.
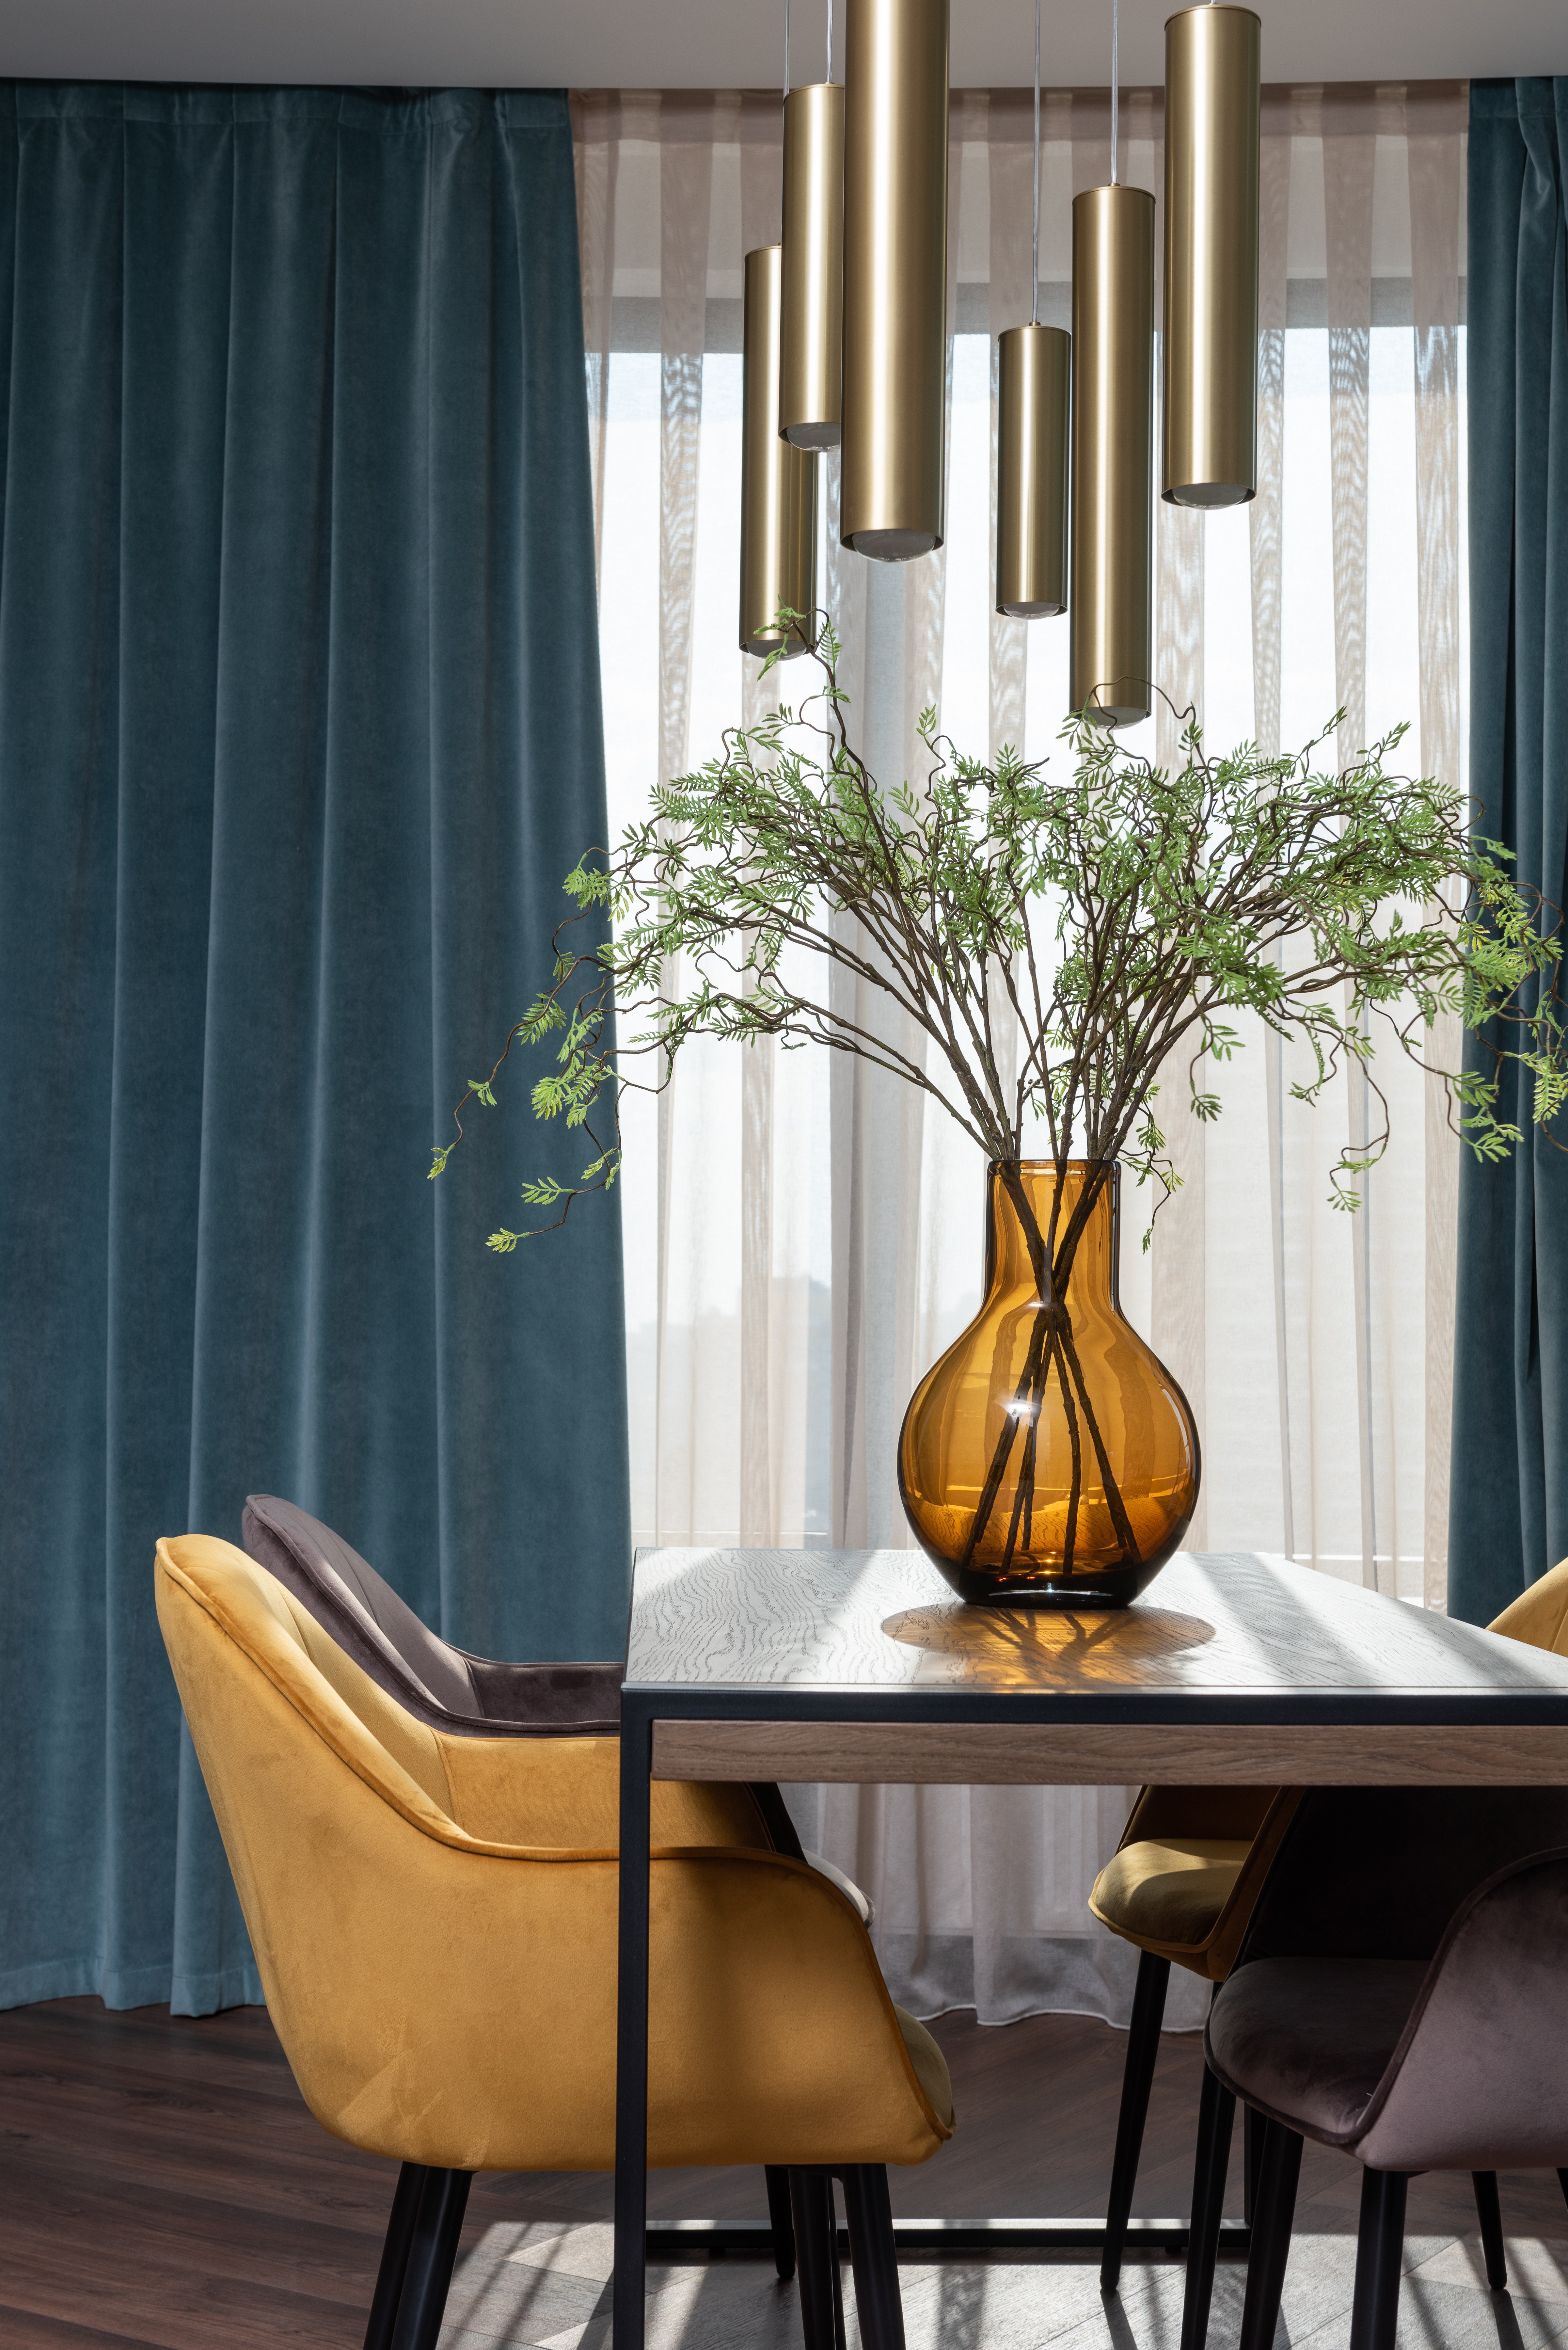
[431,614,1568,1293]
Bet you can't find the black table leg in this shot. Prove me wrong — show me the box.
[614,1696,653,2350]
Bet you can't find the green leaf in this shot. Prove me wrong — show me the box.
[434,614,1566,1254]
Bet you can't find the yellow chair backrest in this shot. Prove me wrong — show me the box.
[1489,1559,1568,1656]
[155,1534,946,2176]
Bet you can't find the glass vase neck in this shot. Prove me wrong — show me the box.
[985,1159,1119,1307]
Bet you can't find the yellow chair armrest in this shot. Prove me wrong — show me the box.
[435,1730,774,1851]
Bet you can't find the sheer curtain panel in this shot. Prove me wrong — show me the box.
[0,84,626,2014]
[574,81,1467,2025]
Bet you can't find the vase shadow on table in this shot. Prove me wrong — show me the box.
[880,1601,1216,1686]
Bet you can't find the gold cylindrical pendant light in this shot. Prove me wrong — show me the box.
[997,326,1070,617]
[740,244,818,657]
[840,0,950,561]
[1162,4,1261,506]
[1069,184,1154,726]
[780,81,845,449]
[995,0,1069,620]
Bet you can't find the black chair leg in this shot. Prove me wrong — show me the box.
[1472,2171,1507,2291]
[791,2170,843,2350]
[1349,2170,1409,2350]
[364,2163,430,2350]
[1101,1950,1173,2292]
[840,2165,905,2350]
[1237,2118,1304,2350]
[388,2167,472,2350]
[1178,2063,1237,2350]
[1244,2102,1263,2228]
[768,2166,799,2282]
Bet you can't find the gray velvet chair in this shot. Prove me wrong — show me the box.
[239,1494,866,1884]
[241,1493,624,1737]
[1201,1804,1568,2350]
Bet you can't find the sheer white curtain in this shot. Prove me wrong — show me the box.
[573,80,1467,2027]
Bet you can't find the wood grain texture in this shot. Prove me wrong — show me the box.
[628,1546,1568,1703]
[7,1994,1568,2342]
[653,1717,1568,1786]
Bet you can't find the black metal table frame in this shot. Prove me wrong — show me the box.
[610,1678,1568,2347]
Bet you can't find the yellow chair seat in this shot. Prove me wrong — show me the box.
[1089,1787,1302,1983]
[1091,1837,1251,1956]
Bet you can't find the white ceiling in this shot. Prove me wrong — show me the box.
[0,0,1562,93]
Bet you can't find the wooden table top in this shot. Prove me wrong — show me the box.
[627,1547,1568,1787]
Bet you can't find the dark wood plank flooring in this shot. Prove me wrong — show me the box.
[3,1995,1565,2348]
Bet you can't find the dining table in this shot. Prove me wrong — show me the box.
[612,1543,1568,2349]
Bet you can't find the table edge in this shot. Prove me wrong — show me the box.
[650,1715,1568,1786]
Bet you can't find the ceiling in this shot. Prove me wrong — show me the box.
[0,0,1562,93]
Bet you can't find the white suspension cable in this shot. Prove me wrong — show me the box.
[1110,0,1119,184]
[1031,0,1041,323]
[827,0,834,82]
[784,0,791,98]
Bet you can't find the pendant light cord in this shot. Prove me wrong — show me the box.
[1031,0,1041,323]
[1109,0,1119,184]
[826,0,834,81]
[784,0,790,98]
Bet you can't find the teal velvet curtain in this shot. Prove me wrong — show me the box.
[0,84,630,2012]
[1449,79,1568,1624]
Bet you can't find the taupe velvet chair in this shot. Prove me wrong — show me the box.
[241,1493,627,1737]
[240,1494,867,2287]
[1197,1789,1568,2350]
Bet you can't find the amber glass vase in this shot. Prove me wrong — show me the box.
[897,1160,1199,1606]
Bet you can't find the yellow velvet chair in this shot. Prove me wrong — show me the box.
[1489,1556,1568,1653]
[155,1533,953,2350]
[240,1490,871,2285]
[1087,1783,1302,2301]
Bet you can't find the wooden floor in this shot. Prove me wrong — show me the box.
[4,1994,1567,2349]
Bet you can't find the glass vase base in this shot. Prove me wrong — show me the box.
[928,1556,1176,1609]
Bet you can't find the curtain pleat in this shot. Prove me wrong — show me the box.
[1408,116,1465,1612]
[1449,79,1568,1624]
[1320,99,1384,1589]
[1255,122,1294,1554]
[1150,475,1208,1552]
[0,85,627,2013]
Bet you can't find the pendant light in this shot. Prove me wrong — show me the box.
[840,0,950,561]
[996,0,1069,618]
[1069,0,1153,726]
[780,0,845,449]
[741,243,818,658]
[1163,3,1261,506]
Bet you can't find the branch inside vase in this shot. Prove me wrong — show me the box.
[958,1163,1142,1577]
[958,1308,1141,1576]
